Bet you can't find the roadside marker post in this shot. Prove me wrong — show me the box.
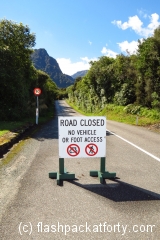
[49,116,116,185]
[33,88,41,125]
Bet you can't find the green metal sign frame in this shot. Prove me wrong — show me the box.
[90,157,116,184]
[49,158,75,185]
[49,157,116,185]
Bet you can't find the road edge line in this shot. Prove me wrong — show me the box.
[106,129,160,162]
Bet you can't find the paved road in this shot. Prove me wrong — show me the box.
[0,100,160,239]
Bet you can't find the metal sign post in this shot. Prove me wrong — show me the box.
[36,96,39,124]
[33,88,42,125]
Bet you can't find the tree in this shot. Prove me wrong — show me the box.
[0,19,36,120]
[87,56,116,104]
[113,54,137,105]
[136,33,160,107]
[35,70,58,106]
[153,25,160,43]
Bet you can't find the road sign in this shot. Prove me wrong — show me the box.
[33,88,41,96]
[58,116,106,158]
[67,144,80,157]
[85,143,98,156]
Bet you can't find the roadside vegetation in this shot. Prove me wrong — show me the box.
[0,106,54,137]
[66,100,160,127]
[66,26,160,128]
[0,19,65,137]
[0,19,160,137]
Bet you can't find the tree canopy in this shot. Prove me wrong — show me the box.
[67,26,160,113]
[0,19,58,120]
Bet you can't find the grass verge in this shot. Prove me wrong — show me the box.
[0,106,54,137]
[66,100,160,127]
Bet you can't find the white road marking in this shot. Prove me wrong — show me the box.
[106,129,160,162]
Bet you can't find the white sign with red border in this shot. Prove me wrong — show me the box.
[33,88,42,96]
[58,116,106,158]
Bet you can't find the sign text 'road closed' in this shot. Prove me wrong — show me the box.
[58,117,106,158]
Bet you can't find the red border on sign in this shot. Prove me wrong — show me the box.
[67,144,80,157]
[33,88,42,96]
[85,143,98,156]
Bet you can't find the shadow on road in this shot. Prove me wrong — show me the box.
[106,130,114,136]
[66,178,160,202]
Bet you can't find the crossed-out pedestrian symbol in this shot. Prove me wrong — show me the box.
[85,143,98,156]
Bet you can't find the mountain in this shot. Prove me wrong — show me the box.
[31,49,74,88]
[71,70,88,79]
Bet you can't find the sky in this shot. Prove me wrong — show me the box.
[0,0,160,76]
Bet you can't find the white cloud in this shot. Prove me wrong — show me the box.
[112,13,160,37]
[101,46,118,58]
[117,40,139,54]
[56,57,97,76]
[81,56,97,62]
[148,13,160,30]
[88,40,92,45]
[112,15,143,33]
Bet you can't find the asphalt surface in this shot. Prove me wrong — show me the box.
[0,100,160,240]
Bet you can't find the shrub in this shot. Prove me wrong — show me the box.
[123,104,141,115]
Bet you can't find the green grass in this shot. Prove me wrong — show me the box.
[0,121,28,137]
[0,107,54,137]
[66,100,160,127]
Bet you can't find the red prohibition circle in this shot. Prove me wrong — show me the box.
[67,144,80,157]
[33,88,42,96]
[85,143,98,156]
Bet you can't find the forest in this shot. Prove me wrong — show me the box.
[66,26,160,119]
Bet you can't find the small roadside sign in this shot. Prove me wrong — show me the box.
[58,116,106,158]
[33,88,42,96]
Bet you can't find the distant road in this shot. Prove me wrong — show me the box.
[1,100,160,239]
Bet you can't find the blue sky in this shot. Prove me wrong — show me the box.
[0,0,160,75]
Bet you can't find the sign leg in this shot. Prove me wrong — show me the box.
[100,157,106,173]
[59,158,65,174]
[49,158,75,186]
[90,157,116,184]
